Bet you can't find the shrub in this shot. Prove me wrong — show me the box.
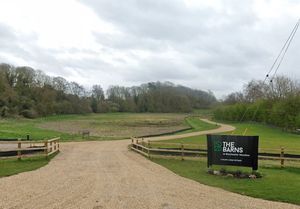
[252,171,262,178]
[20,109,38,119]
[219,167,227,175]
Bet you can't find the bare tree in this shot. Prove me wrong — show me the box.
[268,75,298,99]
[92,85,105,101]
[243,80,270,102]
[223,92,244,104]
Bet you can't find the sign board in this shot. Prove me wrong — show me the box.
[207,135,259,170]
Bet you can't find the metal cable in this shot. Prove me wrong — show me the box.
[270,19,300,81]
[238,19,300,123]
[250,19,300,122]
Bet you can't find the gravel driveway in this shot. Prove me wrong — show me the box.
[0,120,298,209]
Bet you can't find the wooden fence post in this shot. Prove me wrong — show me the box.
[147,140,150,158]
[27,134,31,148]
[199,144,202,159]
[44,140,48,158]
[17,138,21,160]
[280,147,285,168]
[181,143,184,161]
[50,141,53,153]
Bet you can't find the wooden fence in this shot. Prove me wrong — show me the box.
[130,137,300,168]
[0,137,60,160]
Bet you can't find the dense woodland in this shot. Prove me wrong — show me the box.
[2,63,299,130]
[0,63,216,118]
[214,76,300,130]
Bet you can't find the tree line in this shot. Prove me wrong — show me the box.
[214,76,300,131]
[0,63,217,118]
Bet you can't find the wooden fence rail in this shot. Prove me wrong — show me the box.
[130,137,300,167]
[0,137,60,160]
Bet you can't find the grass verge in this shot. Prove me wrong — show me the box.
[0,153,58,178]
[152,158,300,205]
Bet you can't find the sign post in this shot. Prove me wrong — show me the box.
[207,135,259,170]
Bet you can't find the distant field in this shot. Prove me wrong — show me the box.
[0,113,191,141]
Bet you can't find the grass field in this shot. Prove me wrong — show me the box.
[152,158,300,205]
[0,113,191,141]
[153,121,300,153]
[0,154,57,178]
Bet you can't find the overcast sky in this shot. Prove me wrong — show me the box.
[0,0,299,98]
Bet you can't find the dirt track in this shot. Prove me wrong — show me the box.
[0,120,299,209]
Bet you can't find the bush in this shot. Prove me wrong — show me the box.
[0,106,9,117]
[20,109,38,119]
[214,95,300,131]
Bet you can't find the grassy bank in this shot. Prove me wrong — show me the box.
[0,154,57,177]
[152,158,300,205]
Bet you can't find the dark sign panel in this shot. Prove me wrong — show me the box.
[207,135,259,170]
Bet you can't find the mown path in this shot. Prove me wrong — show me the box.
[0,119,298,209]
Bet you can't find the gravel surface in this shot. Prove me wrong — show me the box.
[0,120,299,209]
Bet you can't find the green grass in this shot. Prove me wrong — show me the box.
[154,121,300,153]
[0,118,75,140]
[178,117,219,134]
[0,113,190,141]
[0,154,57,177]
[227,122,300,153]
[152,158,300,205]
[0,113,219,142]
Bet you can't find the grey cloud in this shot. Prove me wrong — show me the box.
[124,56,198,82]
[1,0,300,98]
[82,0,300,97]
[84,0,213,42]
[0,23,107,78]
[94,32,167,52]
[0,23,16,41]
